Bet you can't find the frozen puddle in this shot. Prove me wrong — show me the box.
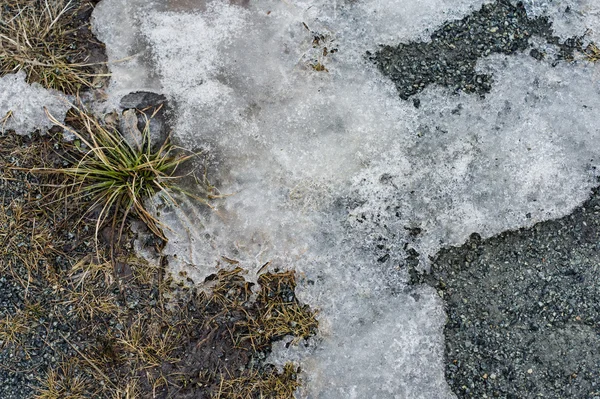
[92,0,600,397]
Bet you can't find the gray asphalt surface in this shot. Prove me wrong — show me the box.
[413,186,600,398]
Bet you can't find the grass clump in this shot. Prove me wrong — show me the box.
[44,106,196,244]
[0,0,106,94]
[240,271,319,351]
[215,363,301,399]
[0,310,29,348]
[34,362,90,399]
[583,42,600,62]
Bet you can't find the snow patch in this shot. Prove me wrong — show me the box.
[0,71,70,136]
[351,54,600,268]
[94,0,600,397]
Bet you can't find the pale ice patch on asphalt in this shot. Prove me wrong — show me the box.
[351,53,600,268]
[92,0,163,109]
[522,0,600,43]
[0,71,70,136]
[340,0,489,44]
[93,0,600,397]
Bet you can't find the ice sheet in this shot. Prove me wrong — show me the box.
[0,71,70,136]
[522,0,600,44]
[94,0,600,397]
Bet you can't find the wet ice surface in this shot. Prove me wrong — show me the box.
[0,71,70,136]
[355,53,600,270]
[522,0,600,43]
[92,0,600,397]
[92,0,163,110]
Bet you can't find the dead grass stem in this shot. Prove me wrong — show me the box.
[584,42,600,62]
[239,271,318,351]
[33,361,90,399]
[214,363,301,399]
[0,0,106,93]
[0,310,29,348]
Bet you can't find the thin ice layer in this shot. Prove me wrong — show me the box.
[522,0,600,44]
[0,71,70,136]
[92,0,163,109]
[374,0,591,99]
[351,53,600,268]
[94,0,600,397]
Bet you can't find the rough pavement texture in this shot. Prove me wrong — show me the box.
[413,186,600,398]
[373,0,583,100]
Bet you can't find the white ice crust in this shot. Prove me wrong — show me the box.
[92,0,163,109]
[0,71,70,136]
[94,0,600,397]
[523,0,600,44]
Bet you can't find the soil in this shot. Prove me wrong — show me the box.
[0,130,315,399]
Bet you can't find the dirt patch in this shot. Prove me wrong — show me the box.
[0,127,317,399]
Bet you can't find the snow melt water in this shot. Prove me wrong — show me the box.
[93,0,600,397]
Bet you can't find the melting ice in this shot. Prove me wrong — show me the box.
[90,0,600,397]
[0,71,70,136]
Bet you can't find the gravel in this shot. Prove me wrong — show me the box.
[413,186,600,398]
[375,4,600,395]
[0,141,78,399]
[372,0,583,101]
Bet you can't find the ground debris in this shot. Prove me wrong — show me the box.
[0,132,317,399]
[0,0,107,94]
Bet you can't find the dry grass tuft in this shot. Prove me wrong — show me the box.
[207,266,254,308]
[34,362,90,399]
[240,271,319,351]
[116,312,184,367]
[214,363,301,399]
[0,310,29,348]
[60,255,119,320]
[110,380,140,399]
[584,42,600,62]
[0,0,106,93]
[42,105,198,244]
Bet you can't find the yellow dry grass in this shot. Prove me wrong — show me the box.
[239,271,319,351]
[214,363,301,399]
[584,42,600,62]
[34,362,90,399]
[0,0,105,93]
